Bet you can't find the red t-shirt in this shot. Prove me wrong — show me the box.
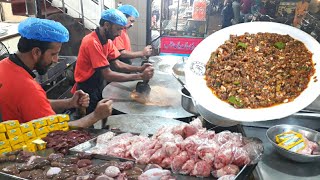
[74,31,121,85]
[0,58,55,123]
[113,29,132,52]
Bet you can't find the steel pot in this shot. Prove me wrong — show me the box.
[180,87,198,115]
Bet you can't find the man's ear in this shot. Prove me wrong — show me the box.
[104,21,112,28]
[31,47,42,60]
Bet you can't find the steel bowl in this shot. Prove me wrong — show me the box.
[266,124,320,162]
[180,87,198,115]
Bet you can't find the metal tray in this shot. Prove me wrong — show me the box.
[69,131,261,180]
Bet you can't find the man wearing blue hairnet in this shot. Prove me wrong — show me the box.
[113,4,153,65]
[0,17,112,127]
[73,9,154,115]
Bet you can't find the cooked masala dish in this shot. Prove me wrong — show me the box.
[205,32,316,109]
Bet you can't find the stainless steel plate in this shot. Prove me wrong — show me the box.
[102,71,193,119]
[266,124,320,162]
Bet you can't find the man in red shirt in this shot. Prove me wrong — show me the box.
[113,5,152,65]
[0,17,112,127]
[73,9,154,114]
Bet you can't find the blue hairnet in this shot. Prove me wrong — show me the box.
[18,17,69,43]
[101,9,127,26]
[118,5,139,18]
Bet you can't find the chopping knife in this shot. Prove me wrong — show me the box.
[135,34,162,94]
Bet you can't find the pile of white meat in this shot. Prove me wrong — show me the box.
[91,118,263,179]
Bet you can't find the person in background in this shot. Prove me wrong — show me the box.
[293,0,309,27]
[240,0,254,22]
[0,17,112,127]
[113,5,152,65]
[232,0,241,24]
[73,9,154,115]
[222,0,234,28]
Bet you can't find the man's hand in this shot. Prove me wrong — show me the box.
[69,90,90,108]
[141,66,154,81]
[142,45,153,57]
[93,99,113,120]
[140,63,153,72]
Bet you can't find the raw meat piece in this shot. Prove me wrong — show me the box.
[163,142,180,157]
[196,130,216,140]
[95,174,114,180]
[214,142,235,169]
[171,151,189,173]
[179,159,195,175]
[117,161,134,171]
[144,164,163,171]
[157,132,176,144]
[190,160,212,177]
[218,174,236,180]
[180,136,203,157]
[150,148,166,164]
[160,157,172,168]
[117,173,127,180]
[232,147,250,166]
[243,139,264,164]
[136,149,157,165]
[212,164,239,178]
[105,166,120,178]
[183,124,199,138]
[189,118,203,130]
[172,125,185,137]
[96,132,115,145]
[299,137,319,155]
[46,167,61,177]
[214,131,243,147]
[138,168,171,180]
[160,175,176,180]
[153,126,174,139]
[197,141,220,163]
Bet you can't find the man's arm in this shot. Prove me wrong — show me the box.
[68,99,112,128]
[118,45,152,59]
[110,59,143,73]
[101,66,143,82]
[50,90,89,113]
[101,63,154,82]
[49,99,72,113]
[119,49,145,59]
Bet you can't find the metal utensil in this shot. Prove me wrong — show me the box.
[135,35,163,94]
[135,57,151,94]
[266,124,320,162]
[172,57,186,76]
[192,100,240,127]
[172,72,198,115]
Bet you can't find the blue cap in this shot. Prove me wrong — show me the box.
[101,9,127,27]
[118,5,139,18]
[18,17,69,43]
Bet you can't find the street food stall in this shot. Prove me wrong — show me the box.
[4,4,320,180]
[159,0,208,56]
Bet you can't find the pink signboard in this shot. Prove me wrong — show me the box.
[160,37,203,55]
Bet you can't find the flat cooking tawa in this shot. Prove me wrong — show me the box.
[102,71,193,119]
[104,114,187,134]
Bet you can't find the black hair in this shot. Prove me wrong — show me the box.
[124,13,130,18]
[17,37,51,53]
[99,19,117,27]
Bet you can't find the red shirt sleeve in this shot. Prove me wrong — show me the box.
[113,35,126,50]
[87,40,110,69]
[107,40,121,60]
[18,83,55,122]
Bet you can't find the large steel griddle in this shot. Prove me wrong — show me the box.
[104,114,186,134]
[102,71,193,119]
